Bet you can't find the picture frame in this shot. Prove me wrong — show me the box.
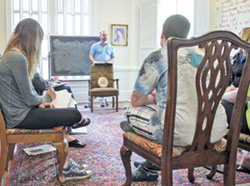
[111,24,128,46]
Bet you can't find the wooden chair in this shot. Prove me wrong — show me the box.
[120,30,250,186]
[0,109,68,183]
[88,63,119,112]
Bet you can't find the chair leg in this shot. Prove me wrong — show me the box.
[206,165,216,180]
[188,168,195,182]
[224,163,235,186]
[116,95,118,112]
[161,160,173,186]
[7,144,15,160]
[54,139,68,183]
[0,141,8,183]
[91,96,94,113]
[112,97,115,108]
[6,144,15,170]
[120,146,132,186]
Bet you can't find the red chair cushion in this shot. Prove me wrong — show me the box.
[6,128,63,135]
[123,131,227,158]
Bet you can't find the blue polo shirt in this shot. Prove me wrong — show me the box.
[89,42,115,62]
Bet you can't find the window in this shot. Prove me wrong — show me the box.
[157,0,194,43]
[8,0,91,79]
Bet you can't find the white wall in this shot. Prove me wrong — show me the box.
[0,0,7,54]
[93,0,140,67]
[193,0,210,36]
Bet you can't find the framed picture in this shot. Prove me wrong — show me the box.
[111,24,128,46]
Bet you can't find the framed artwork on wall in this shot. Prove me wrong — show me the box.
[111,24,128,46]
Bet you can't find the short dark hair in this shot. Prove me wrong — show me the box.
[163,14,190,40]
[99,31,106,37]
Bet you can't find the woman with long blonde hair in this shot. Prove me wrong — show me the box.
[3,18,43,78]
[0,18,92,180]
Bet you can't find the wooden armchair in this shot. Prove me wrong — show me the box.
[120,30,250,186]
[0,109,68,183]
[88,63,119,112]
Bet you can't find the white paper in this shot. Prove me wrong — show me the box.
[23,144,56,156]
[68,96,77,108]
[51,90,77,108]
[70,127,88,135]
[94,61,105,64]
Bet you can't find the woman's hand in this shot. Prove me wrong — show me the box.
[39,103,55,108]
[46,87,56,100]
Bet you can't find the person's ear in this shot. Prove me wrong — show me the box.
[160,31,167,47]
[161,31,165,40]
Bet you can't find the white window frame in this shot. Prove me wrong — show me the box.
[157,0,194,46]
[5,0,92,80]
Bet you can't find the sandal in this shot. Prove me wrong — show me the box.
[72,118,91,129]
[236,164,250,174]
[68,139,86,148]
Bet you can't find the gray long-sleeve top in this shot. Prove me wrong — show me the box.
[32,72,52,95]
[0,50,51,128]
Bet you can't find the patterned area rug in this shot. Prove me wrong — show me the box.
[5,102,250,186]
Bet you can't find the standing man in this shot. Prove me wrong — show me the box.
[89,31,115,64]
[88,31,115,107]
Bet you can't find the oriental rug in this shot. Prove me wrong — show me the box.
[5,102,250,186]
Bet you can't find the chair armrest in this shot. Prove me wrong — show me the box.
[88,79,91,96]
[113,78,119,90]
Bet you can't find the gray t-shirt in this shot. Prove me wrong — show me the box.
[0,50,51,128]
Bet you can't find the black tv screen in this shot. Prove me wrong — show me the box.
[50,35,99,76]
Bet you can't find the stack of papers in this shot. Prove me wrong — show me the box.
[23,144,56,156]
[51,89,77,108]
